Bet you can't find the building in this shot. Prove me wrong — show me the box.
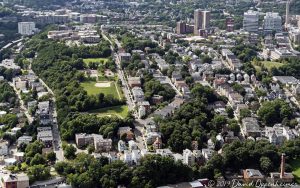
[93,135,112,152]
[132,87,145,102]
[226,17,235,32]
[37,127,53,148]
[241,117,261,138]
[194,9,211,35]
[243,169,264,182]
[0,173,29,188]
[243,10,259,33]
[118,140,127,152]
[18,22,37,36]
[119,53,131,62]
[183,149,195,166]
[270,153,294,183]
[0,140,9,156]
[263,12,282,34]
[75,133,112,152]
[17,136,32,146]
[128,77,141,88]
[176,21,186,34]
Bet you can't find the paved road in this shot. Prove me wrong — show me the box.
[9,82,34,124]
[37,76,64,162]
[101,31,137,115]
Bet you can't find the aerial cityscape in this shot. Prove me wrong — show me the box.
[0,0,300,187]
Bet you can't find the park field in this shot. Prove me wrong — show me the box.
[83,58,109,65]
[89,105,129,119]
[252,61,284,72]
[81,80,122,99]
[290,159,300,183]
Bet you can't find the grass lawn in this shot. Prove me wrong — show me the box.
[252,61,284,72]
[89,105,129,119]
[290,159,300,183]
[81,81,122,99]
[83,58,109,65]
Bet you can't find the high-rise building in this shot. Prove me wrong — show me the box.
[194,9,211,35]
[176,21,186,34]
[243,10,259,33]
[226,17,235,32]
[263,12,282,33]
[194,9,203,35]
[202,10,211,29]
[18,22,37,36]
[285,0,290,28]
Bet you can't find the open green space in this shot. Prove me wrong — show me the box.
[252,61,284,72]
[88,105,129,119]
[83,58,109,65]
[81,80,122,99]
[290,159,300,183]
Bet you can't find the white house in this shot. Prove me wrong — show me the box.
[0,140,9,156]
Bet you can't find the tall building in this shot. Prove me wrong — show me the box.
[202,10,211,29]
[263,12,282,33]
[194,9,203,35]
[226,17,235,32]
[194,9,211,35]
[243,10,259,33]
[285,0,290,28]
[18,22,37,36]
[176,21,186,34]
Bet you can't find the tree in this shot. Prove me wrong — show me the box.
[28,165,50,183]
[46,152,56,163]
[258,99,293,126]
[30,153,46,166]
[64,144,77,159]
[260,157,274,173]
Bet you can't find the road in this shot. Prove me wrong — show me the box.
[9,82,34,124]
[37,74,64,162]
[101,31,137,115]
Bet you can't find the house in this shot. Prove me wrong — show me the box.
[228,92,243,108]
[183,149,195,166]
[243,169,264,183]
[123,150,132,164]
[137,101,150,112]
[0,173,29,188]
[265,124,297,145]
[171,71,183,83]
[14,152,25,162]
[156,149,173,158]
[75,133,94,148]
[128,140,138,151]
[153,137,162,150]
[0,140,9,156]
[146,132,161,145]
[93,134,112,152]
[119,53,131,62]
[132,87,145,102]
[131,149,141,165]
[128,77,141,88]
[118,140,127,152]
[241,117,261,138]
[37,127,53,148]
[138,106,146,119]
[151,95,163,104]
[117,127,134,140]
[17,136,32,146]
[201,148,214,161]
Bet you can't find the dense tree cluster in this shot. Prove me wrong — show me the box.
[257,99,293,126]
[143,78,176,103]
[271,58,300,79]
[232,44,258,63]
[120,33,158,53]
[29,39,123,124]
[55,153,193,188]
[158,84,225,152]
[0,80,17,105]
[60,113,133,141]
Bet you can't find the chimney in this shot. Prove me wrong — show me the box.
[280,153,286,178]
